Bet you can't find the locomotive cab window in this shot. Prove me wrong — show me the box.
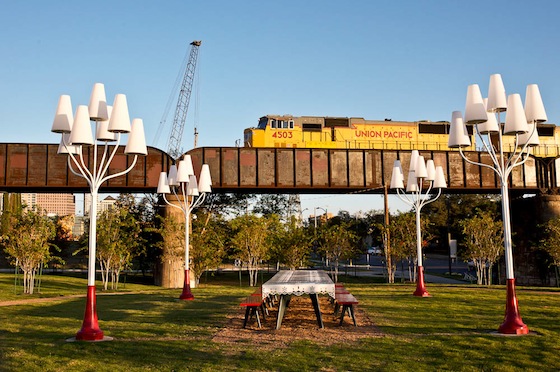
[258,117,269,129]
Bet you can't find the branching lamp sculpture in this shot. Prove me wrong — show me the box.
[448,73,546,335]
[157,155,212,300]
[390,151,447,297]
[51,83,147,341]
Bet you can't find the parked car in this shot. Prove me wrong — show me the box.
[367,246,383,255]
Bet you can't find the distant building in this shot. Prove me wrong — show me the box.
[83,194,117,216]
[21,193,75,216]
[72,215,86,237]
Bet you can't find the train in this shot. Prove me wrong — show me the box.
[243,114,560,157]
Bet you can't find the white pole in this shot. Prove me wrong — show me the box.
[88,189,98,286]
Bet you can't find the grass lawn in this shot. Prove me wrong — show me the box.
[0,272,559,371]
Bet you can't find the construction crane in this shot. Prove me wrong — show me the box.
[156,40,201,160]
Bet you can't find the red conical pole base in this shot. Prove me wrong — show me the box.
[179,269,194,300]
[498,279,529,335]
[76,285,104,341]
[413,266,431,297]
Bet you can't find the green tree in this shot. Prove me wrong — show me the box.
[1,208,58,294]
[190,210,228,285]
[252,195,290,220]
[424,194,500,253]
[273,216,312,270]
[538,216,560,286]
[459,210,503,285]
[208,193,257,217]
[387,212,418,282]
[95,205,142,290]
[230,214,272,286]
[316,221,357,282]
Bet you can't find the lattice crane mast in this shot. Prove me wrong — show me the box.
[166,40,201,160]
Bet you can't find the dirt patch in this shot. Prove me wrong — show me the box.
[212,295,383,349]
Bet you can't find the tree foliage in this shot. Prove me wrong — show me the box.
[1,208,58,294]
[316,221,357,282]
[95,204,143,290]
[230,214,273,286]
[539,216,560,268]
[190,210,228,285]
[387,212,418,282]
[459,209,503,285]
[271,216,312,270]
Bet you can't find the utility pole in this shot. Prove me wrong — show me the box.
[383,183,392,282]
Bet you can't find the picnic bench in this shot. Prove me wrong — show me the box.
[262,270,335,329]
[333,288,359,326]
[240,291,266,328]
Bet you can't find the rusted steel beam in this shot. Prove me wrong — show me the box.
[0,144,554,194]
[0,143,171,193]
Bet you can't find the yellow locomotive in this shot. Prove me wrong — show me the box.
[243,114,560,157]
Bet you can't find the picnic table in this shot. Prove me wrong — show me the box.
[262,270,335,329]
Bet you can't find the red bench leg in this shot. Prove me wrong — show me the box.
[243,307,251,328]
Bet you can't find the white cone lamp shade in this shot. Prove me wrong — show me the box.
[96,106,117,141]
[156,172,171,194]
[58,133,79,154]
[409,150,419,172]
[124,118,148,155]
[52,95,73,133]
[406,170,419,192]
[88,83,109,121]
[176,155,195,183]
[518,123,540,147]
[504,94,529,135]
[464,84,488,124]
[390,160,404,189]
[69,105,94,145]
[198,164,213,193]
[433,166,447,188]
[168,164,179,186]
[108,94,131,133]
[487,74,507,113]
[448,111,471,148]
[415,156,428,179]
[187,175,199,196]
[426,159,436,181]
[525,84,547,123]
[477,98,499,134]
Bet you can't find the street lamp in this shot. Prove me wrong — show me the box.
[157,155,212,300]
[390,151,447,297]
[51,83,147,341]
[314,207,328,229]
[448,74,545,335]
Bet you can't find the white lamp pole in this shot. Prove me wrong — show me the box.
[51,83,147,341]
[390,151,447,297]
[313,206,327,230]
[448,74,545,335]
[157,156,212,300]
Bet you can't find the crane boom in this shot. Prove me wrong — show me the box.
[166,40,201,160]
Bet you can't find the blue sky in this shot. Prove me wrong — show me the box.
[2,0,560,215]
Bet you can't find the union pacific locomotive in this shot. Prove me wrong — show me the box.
[243,114,560,157]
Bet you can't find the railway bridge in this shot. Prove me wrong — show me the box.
[0,143,559,196]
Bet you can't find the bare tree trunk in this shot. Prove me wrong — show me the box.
[476,261,483,285]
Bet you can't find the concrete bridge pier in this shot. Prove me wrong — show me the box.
[154,195,191,289]
[511,193,560,286]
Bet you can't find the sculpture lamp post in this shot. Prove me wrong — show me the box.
[51,83,147,341]
[157,155,212,300]
[390,150,447,297]
[448,74,546,335]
